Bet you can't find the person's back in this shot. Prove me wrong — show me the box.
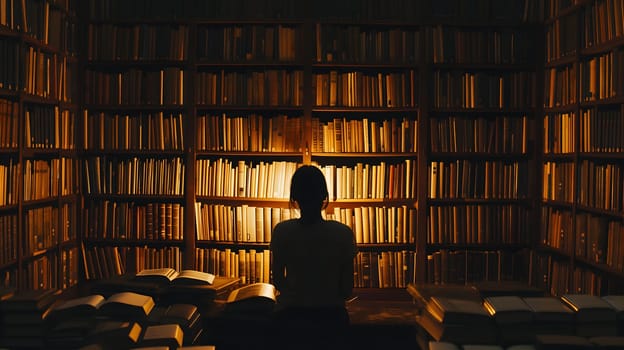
[269,165,356,349]
[271,218,354,308]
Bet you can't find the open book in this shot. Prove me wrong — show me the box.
[134,268,215,286]
[225,283,278,314]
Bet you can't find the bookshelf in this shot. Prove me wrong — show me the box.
[536,0,624,296]
[422,2,541,285]
[0,0,79,291]
[6,0,624,295]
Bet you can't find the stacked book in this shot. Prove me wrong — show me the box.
[483,296,534,345]
[522,297,575,336]
[147,303,204,345]
[417,296,497,346]
[0,288,60,349]
[560,294,617,337]
[46,291,155,349]
[601,295,624,335]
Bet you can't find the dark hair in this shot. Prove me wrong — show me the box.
[289,165,329,211]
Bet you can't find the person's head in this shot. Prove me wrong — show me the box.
[289,165,329,215]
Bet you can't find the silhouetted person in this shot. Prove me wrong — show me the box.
[270,165,357,349]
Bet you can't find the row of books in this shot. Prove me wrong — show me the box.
[544,65,577,108]
[196,113,303,152]
[579,212,624,270]
[319,160,417,200]
[430,115,528,154]
[22,254,56,290]
[580,48,624,101]
[0,160,18,206]
[136,246,183,273]
[195,248,270,284]
[0,98,18,148]
[540,206,574,254]
[195,69,303,106]
[84,201,185,241]
[431,71,535,109]
[24,158,77,200]
[22,46,74,101]
[84,111,185,151]
[542,161,574,202]
[58,203,76,242]
[82,245,126,280]
[194,203,287,243]
[426,249,529,284]
[533,254,605,295]
[428,204,530,244]
[311,116,418,153]
[0,214,17,266]
[23,206,61,255]
[0,0,75,49]
[427,26,531,64]
[578,159,623,212]
[580,107,624,153]
[24,106,74,149]
[85,68,184,105]
[429,160,528,199]
[581,0,624,48]
[195,159,297,199]
[543,112,575,153]
[545,14,578,62]
[194,247,416,288]
[87,23,188,61]
[198,24,298,62]
[313,70,416,108]
[326,205,417,244]
[61,247,79,289]
[315,24,420,63]
[83,156,185,195]
[355,250,416,288]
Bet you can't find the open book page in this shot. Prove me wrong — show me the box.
[226,283,277,303]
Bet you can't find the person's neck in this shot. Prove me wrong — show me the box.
[299,212,323,224]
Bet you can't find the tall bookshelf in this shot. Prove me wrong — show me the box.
[0,0,80,290]
[74,0,546,289]
[421,1,540,285]
[536,0,624,296]
[9,0,614,293]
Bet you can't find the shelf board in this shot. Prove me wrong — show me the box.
[312,106,418,113]
[311,152,417,158]
[84,194,185,202]
[84,239,185,247]
[196,61,303,68]
[86,60,187,68]
[427,243,531,251]
[428,198,530,205]
[83,149,185,157]
[195,150,302,158]
[196,105,304,112]
[0,204,18,213]
[429,152,528,159]
[84,104,186,112]
[576,205,624,220]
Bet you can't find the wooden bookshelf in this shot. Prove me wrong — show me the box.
[0,0,79,291]
[536,0,624,296]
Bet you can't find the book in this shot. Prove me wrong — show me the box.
[560,294,617,323]
[148,304,202,345]
[416,308,498,345]
[428,341,460,350]
[483,296,533,324]
[140,324,184,348]
[47,294,105,321]
[522,297,575,335]
[87,320,142,348]
[425,296,491,325]
[135,268,216,286]
[535,334,593,350]
[1,288,60,311]
[98,292,155,321]
[224,282,277,314]
[589,336,624,349]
